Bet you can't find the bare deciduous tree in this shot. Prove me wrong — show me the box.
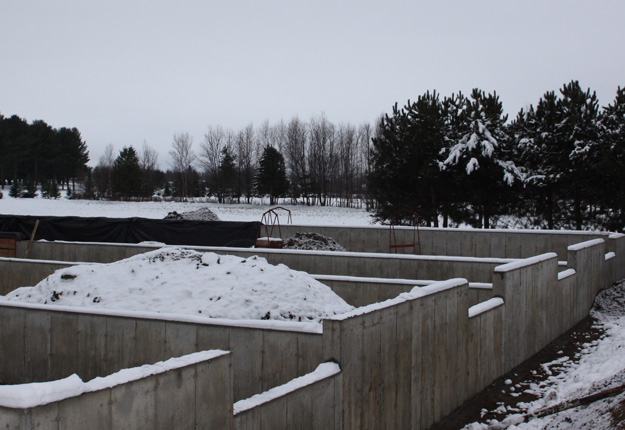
[169,132,196,199]
[235,123,255,203]
[140,140,159,172]
[309,114,337,206]
[140,140,160,198]
[337,123,358,206]
[199,125,226,192]
[284,116,309,203]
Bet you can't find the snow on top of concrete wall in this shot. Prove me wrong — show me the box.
[86,350,228,391]
[567,238,605,251]
[0,350,228,409]
[469,282,493,290]
[468,297,504,318]
[312,274,437,286]
[233,362,341,415]
[605,252,616,261]
[558,268,576,280]
[326,278,468,321]
[494,252,558,273]
[0,299,324,334]
[0,256,86,266]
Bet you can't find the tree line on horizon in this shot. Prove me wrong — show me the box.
[0,114,90,198]
[369,81,625,231]
[86,116,374,208]
[2,80,624,232]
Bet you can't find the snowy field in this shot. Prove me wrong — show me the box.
[0,193,376,226]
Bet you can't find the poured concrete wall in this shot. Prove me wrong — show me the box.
[0,354,233,430]
[1,231,622,429]
[0,303,322,402]
[0,352,233,430]
[234,366,342,430]
[14,225,621,262]
[1,256,498,308]
[276,225,613,259]
[14,241,512,283]
[493,239,607,374]
[0,258,74,294]
[318,238,613,429]
[320,280,477,429]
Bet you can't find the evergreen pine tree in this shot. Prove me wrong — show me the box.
[598,86,625,230]
[556,81,601,229]
[214,146,237,203]
[9,180,22,198]
[255,146,289,205]
[368,91,447,225]
[22,177,37,198]
[441,89,518,228]
[111,146,142,199]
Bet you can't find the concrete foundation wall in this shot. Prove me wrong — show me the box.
[1,230,622,429]
[234,365,342,430]
[0,258,74,294]
[14,241,512,283]
[609,233,625,281]
[14,226,621,263]
[0,352,233,430]
[0,304,322,402]
[320,280,475,429]
[319,238,614,429]
[276,225,613,259]
[1,257,496,308]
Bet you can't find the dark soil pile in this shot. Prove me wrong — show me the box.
[282,232,347,252]
[164,207,220,221]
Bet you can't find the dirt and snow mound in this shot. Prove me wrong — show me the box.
[3,248,353,323]
[164,207,220,221]
[282,232,347,252]
[592,281,625,318]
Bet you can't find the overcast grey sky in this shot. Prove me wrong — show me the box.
[2,0,624,167]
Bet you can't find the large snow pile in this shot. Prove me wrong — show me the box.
[163,207,220,221]
[3,248,353,323]
[282,232,347,252]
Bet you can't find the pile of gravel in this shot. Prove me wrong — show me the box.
[282,232,347,252]
[164,207,220,222]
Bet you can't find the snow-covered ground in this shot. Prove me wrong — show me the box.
[0,193,375,226]
[463,281,625,430]
[3,247,353,324]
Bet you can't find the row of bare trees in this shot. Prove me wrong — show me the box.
[168,115,376,206]
[89,115,376,205]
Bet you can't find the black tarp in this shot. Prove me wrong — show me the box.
[0,215,261,248]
